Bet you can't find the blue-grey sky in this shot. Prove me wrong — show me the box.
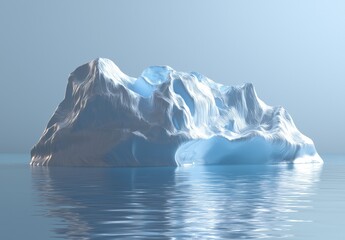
[0,0,344,154]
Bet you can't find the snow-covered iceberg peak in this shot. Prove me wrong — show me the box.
[31,58,322,167]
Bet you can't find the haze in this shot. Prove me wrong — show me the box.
[0,0,344,154]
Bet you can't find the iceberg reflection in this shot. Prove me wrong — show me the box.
[32,163,322,239]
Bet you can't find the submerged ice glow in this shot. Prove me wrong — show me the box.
[31,58,321,166]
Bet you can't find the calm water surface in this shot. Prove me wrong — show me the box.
[0,154,344,240]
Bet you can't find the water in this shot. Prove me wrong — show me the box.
[0,154,344,240]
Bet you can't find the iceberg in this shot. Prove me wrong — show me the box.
[31,58,322,166]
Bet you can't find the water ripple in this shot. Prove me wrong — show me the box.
[31,163,322,239]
